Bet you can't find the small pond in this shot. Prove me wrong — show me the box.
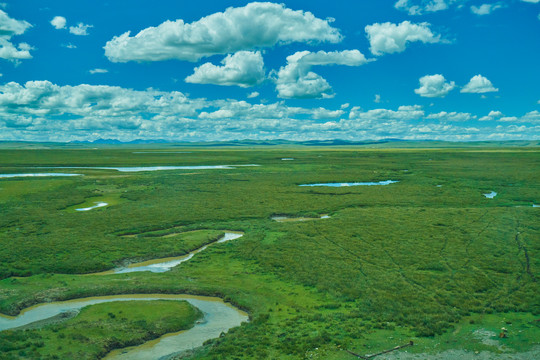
[299,180,398,187]
[76,202,109,211]
[0,173,82,178]
[483,191,497,199]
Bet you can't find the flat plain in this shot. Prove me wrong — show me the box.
[0,146,538,359]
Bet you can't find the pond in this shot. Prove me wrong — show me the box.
[299,180,399,187]
[483,191,497,199]
[40,165,259,172]
[0,173,82,178]
[76,202,108,211]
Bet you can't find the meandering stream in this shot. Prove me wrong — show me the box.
[0,231,248,359]
[95,232,244,275]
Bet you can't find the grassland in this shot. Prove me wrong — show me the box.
[0,146,538,359]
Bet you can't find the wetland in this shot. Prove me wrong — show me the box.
[0,146,538,359]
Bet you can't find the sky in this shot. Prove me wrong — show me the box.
[0,0,539,142]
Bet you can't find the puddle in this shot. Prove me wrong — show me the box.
[76,202,108,211]
[281,158,295,161]
[299,180,398,187]
[483,191,497,199]
[0,173,82,178]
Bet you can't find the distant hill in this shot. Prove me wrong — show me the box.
[0,139,539,149]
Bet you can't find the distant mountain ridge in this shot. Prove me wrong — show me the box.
[0,139,539,149]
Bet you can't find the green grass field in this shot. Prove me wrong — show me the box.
[0,146,538,359]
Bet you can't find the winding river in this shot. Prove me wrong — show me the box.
[95,232,244,275]
[0,231,248,359]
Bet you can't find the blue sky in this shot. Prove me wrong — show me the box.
[0,0,539,142]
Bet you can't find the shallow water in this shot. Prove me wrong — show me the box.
[76,202,108,211]
[40,165,259,172]
[533,204,539,208]
[0,294,248,360]
[0,173,82,178]
[299,180,398,187]
[483,191,497,199]
[272,215,330,222]
[281,158,295,160]
[98,232,244,275]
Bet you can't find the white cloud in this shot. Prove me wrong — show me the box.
[426,111,475,121]
[50,16,66,29]
[89,68,108,74]
[461,74,498,93]
[488,110,503,117]
[520,110,540,124]
[311,107,345,119]
[0,80,537,142]
[247,91,260,98]
[104,2,342,63]
[185,51,265,87]
[365,21,441,56]
[374,94,381,103]
[521,0,540,3]
[471,3,505,15]
[0,10,33,61]
[349,105,425,121]
[341,103,350,109]
[69,23,92,36]
[414,74,456,98]
[498,116,519,122]
[479,110,504,121]
[394,0,462,15]
[63,43,77,49]
[274,50,370,99]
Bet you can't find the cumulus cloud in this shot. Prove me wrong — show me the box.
[394,0,462,15]
[479,110,504,121]
[374,94,381,103]
[0,10,33,61]
[461,74,498,93]
[69,22,92,36]
[521,0,540,3]
[311,107,345,119]
[471,3,505,15]
[274,50,370,99]
[185,51,265,87]
[365,21,441,56]
[104,2,342,63]
[50,16,66,29]
[247,91,260,98]
[415,74,456,97]
[349,105,425,121]
[0,80,536,142]
[426,111,475,121]
[89,68,108,74]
